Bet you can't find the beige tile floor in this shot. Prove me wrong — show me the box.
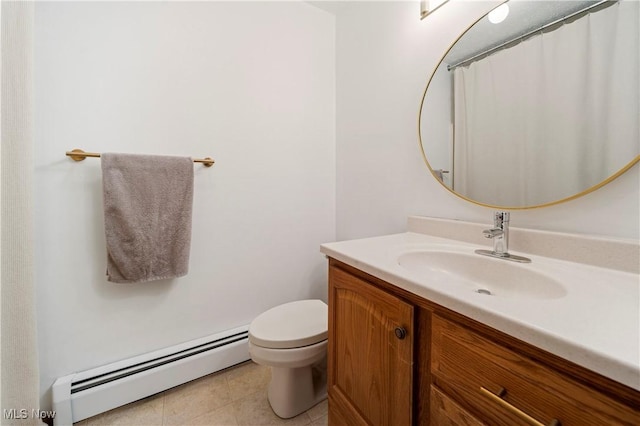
[74,361,328,426]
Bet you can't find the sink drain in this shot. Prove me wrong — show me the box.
[476,289,492,295]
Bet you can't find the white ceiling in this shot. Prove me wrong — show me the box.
[444,0,607,66]
[306,0,613,67]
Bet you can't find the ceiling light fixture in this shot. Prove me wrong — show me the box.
[420,0,449,19]
[488,3,510,24]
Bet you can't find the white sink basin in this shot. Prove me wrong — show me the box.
[396,249,566,300]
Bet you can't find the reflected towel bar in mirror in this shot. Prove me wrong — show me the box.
[65,149,215,167]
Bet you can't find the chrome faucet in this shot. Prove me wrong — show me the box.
[484,211,509,255]
[475,211,531,263]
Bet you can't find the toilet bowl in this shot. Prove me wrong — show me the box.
[248,299,328,419]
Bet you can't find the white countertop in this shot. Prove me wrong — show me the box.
[320,231,640,391]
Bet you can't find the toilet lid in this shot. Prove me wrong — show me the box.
[249,300,328,349]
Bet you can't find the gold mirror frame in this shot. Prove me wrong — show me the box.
[418,1,640,210]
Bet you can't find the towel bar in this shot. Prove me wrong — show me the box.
[66,149,215,167]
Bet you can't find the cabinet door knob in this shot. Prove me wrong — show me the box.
[394,327,407,340]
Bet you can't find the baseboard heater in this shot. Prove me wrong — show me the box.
[52,325,250,426]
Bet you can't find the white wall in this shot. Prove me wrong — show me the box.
[33,1,335,409]
[335,0,639,241]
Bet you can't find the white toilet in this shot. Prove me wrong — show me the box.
[248,299,328,419]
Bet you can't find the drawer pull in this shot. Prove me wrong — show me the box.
[480,387,561,426]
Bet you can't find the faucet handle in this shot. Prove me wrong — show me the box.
[483,228,503,239]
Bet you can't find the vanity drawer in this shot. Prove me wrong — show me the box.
[430,385,485,426]
[431,315,640,426]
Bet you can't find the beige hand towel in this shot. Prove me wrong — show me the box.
[101,153,194,283]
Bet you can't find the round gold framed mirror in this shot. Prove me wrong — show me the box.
[419,0,639,209]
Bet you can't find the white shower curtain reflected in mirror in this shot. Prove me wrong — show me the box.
[453,1,639,207]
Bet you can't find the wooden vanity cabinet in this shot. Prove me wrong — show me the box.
[327,259,640,426]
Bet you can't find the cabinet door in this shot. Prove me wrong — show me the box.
[328,264,414,426]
